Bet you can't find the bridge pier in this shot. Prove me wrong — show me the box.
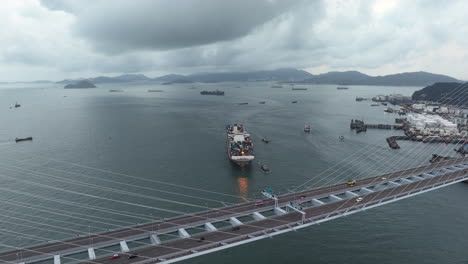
[178,228,191,239]
[120,240,130,253]
[87,248,96,260]
[400,178,412,184]
[150,234,161,245]
[328,194,342,202]
[229,217,243,226]
[360,187,374,194]
[274,207,287,215]
[345,191,358,198]
[53,255,60,264]
[204,223,217,232]
[252,212,266,221]
[311,199,325,206]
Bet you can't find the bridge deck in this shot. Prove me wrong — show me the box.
[1,158,468,264]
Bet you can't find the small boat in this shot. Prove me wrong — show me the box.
[339,136,344,141]
[15,137,33,143]
[271,84,283,88]
[259,101,266,104]
[292,88,307,91]
[384,107,394,113]
[371,104,380,106]
[355,97,366,101]
[337,86,349,90]
[14,102,21,108]
[262,138,270,143]
[304,125,311,133]
[291,101,298,104]
[238,102,248,105]
[261,164,271,173]
[109,89,124,92]
[381,102,388,106]
[148,89,164,92]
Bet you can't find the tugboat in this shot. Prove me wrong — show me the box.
[14,102,21,108]
[262,137,270,143]
[259,101,266,104]
[304,125,311,133]
[261,164,271,173]
[291,100,298,104]
[226,124,254,167]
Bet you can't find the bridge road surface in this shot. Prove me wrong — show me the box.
[0,158,467,263]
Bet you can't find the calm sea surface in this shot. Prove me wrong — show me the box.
[0,82,467,264]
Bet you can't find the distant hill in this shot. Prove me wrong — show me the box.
[64,80,96,89]
[412,82,467,105]
[302,71,370,84]
[55,69,460,87]
[153,74,187,82]
[301,71,460,86]
[187,68,313,82]
[59,74,150,84]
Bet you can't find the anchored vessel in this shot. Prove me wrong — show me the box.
[200,90,224,95]
[226,124,254,167]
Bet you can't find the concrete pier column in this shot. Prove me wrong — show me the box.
[328,195,342,202]
[387,181,400,187]
[274,207,287,215]
[360,187,374,194]
[312,199,325,206]
[53,255,61,264]
[400,178,412,184]
[204,223,217,232]
[252,212,266,221]
[178,228,191,239]
[229,217,243,226]
[150,234,161,245]
[88,248,96,260]
[345,191,358,198]
[120,241,130,253]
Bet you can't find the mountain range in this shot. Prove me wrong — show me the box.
[56,68,461,87]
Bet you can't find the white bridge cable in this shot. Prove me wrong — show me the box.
[0,228,165,264]
[322,82,468,217]
[0,162,236,213]
[340,82,468,210]
[5,149,252,202]
[0,197,133,230]
[0,87,464,258]
[0,163,324,239]
[0,170,324,261]
[278,83,466,223]
[0,164,317,234]
[0,121,460,258]
[0,156,239,207]
[325,135,467,218]
[0,185,310,264]
[293,82,468,195]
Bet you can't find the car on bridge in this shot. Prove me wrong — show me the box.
[346,180,356,186]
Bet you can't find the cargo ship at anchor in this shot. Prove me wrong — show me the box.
[226,124,254,167]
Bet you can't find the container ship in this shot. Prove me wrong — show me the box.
[226,124,254,167]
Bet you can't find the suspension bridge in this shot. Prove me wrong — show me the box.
[1,157,467,264]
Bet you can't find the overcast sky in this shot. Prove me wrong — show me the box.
[1,0,467,81]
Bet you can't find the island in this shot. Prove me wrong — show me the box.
[64,80,96,89]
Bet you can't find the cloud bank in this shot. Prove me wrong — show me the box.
[0,0,467,81]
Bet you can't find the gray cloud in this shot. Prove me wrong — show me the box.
[1,0,468,81]
[41,0,302,53]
